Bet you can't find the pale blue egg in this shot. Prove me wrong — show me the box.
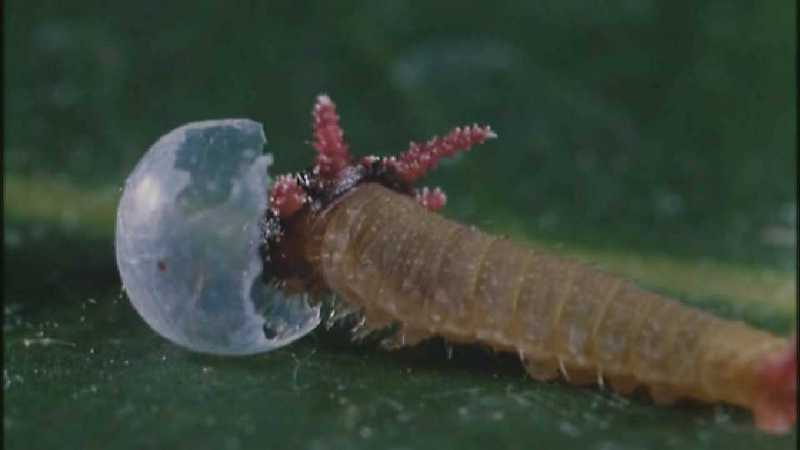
[115,119,320,355]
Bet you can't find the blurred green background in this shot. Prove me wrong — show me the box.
[4,1,796,449]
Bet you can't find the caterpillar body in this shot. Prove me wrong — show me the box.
[264,95,797,433]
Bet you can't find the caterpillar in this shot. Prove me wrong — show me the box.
[262,95,797,433]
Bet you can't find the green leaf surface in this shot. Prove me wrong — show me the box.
[4,181,796,450]
[4,1,795,449]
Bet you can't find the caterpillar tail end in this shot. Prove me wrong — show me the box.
[753,336,797,434]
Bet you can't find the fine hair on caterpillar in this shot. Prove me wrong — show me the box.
[261,94,797,434]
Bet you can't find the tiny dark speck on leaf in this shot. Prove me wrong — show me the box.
[157,260,167,272]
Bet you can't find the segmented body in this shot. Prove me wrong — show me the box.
[299,182,788,413]
[264,95,794,432]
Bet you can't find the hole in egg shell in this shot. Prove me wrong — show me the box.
[115,119,321,355]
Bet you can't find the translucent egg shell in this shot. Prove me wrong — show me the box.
[115,119,320,355]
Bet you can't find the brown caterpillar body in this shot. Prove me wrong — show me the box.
[287,182,791,427]
[265,95,795,432]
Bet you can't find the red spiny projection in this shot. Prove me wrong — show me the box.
[416,187,447,211]
[386,124,497,184]
[312,95,351,179]
[754,337,797,433]
[268,95,495,220]
[269,175,307,218]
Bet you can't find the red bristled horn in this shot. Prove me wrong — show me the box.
[312,95,351,179]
